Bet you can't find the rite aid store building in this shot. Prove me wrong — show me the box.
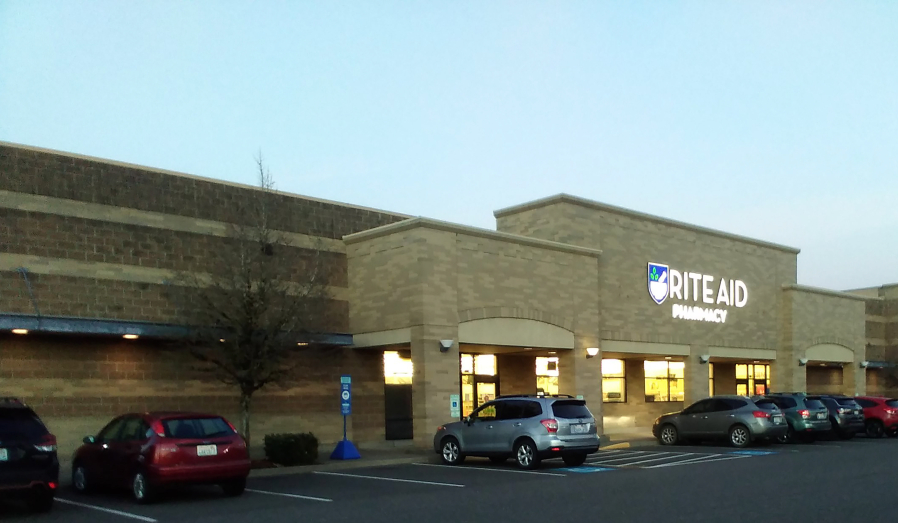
[1,142,895,452]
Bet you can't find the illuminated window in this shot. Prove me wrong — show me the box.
[474,355,496,376]
[384,351,413,385]
[601,359,626,403]
[709,363,714,396]
[644,361,685,402]
[736,363,770,396]
[536,357,559,396]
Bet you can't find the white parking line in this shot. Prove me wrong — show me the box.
[615,453,704,467]
[56,499,157,522]
[645,454,749,469]
[246,488,333,502]
[588,450,651,460]
[413,463,566,477]
[314,471,465,487]
[588,451,678,464]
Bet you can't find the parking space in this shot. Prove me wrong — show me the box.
[7,436,897,523]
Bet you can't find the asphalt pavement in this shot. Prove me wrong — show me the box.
[3,436,897,523]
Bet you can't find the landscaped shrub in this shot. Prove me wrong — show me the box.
[263,432,319,466]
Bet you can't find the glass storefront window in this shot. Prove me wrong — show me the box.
[474,355,496,376]
[384,351,413,385]
[536,357,559,396]
[601,359,626,403]
[736,363,770,396]
[709,363,715,396]
[644,360,685,402]
[460,354,474,374]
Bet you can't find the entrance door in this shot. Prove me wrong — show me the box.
[461,354,500,417]
[384,384,413,440]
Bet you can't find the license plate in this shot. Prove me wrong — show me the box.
[816,412,826,420]
[196,444,217,457]
[570,424,589,434]
[773,415,783,424]
[0,448,7,461]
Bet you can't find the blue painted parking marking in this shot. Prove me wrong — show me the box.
[558,467,614,473]
[729,450,776,456]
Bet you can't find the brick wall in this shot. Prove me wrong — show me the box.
[0,334,385,457]
[806,366,843,395]
[0,144,406,240]
[497,355,536,395]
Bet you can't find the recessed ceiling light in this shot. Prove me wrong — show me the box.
[524,348,533,351]
[665,356,672,360]
[11,329,28,335]
[219,338,226,343]
[549,351,556,354]
[123,334,139,340]
[297,342,309,346]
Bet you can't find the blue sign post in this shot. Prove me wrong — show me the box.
[330,375,361,460]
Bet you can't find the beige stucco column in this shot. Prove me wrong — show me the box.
[410,324,459,448]
[842,362,866,396]
[558,335,603,435]
[771,352,805,393]
[684,347,710,405]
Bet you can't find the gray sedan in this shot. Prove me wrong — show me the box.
[652,395,788,447]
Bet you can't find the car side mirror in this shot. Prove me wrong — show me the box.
[83,436,96,444]
[465,416,473,426]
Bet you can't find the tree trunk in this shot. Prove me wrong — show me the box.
[240,391,252,451]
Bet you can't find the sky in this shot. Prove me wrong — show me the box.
[1,1,896,290]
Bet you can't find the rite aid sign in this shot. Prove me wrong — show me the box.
[647,262,747,324]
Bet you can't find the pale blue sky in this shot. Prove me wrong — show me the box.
[1,1,895,290]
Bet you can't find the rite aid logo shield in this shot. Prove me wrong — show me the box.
[647,263,670,305]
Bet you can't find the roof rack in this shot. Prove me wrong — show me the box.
[497,394,576,399]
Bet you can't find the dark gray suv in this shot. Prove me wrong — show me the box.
[433,395,599,469]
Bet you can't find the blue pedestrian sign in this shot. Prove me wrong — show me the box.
[340,375,351,415]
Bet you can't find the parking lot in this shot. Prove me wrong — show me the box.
[3,435,897,523]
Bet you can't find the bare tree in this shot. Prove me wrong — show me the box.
[166,155,331,449]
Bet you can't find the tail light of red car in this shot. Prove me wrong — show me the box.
[34,434,57,452]
[150,420,166,437]
[152,442,180,464]
[540,419,559,434]
[798,409,810,419]
[885,408,898,416]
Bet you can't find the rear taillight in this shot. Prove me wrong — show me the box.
[752,411,770,419]
[799,409,810,419]
[224,419,239,434]
[34,434,57,452]
[152,442,180,462]
[540,419,558,434]
[151,420,166,437]
[885,409,898,416]
[48,482,57,490]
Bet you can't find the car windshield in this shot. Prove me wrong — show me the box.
[0,408,49,440]
[162,417,235,439]
[551,400,591,419]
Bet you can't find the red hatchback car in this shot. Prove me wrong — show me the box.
[854,396,898,438]
[72,412,250,503]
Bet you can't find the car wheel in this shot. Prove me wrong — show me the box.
[514,440,540,470]
[221,478,246,497]
[488,456,507,464]
[866,420,885,439]
[729,425,751,448]
[72,463,92,494]
[131,471,155,504]
[777,425,795,444]
[658,424,679,446]
[440,437,465,465]
[562,453,587,467]
[26,489,54,513]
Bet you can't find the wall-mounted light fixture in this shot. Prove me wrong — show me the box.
[798,358,808,366]
[123,334,139,340]
[439,339,454,353]
[698,354,710,364]
[860,361,870,368]
[11,329,28,335]
[586,347,599,358]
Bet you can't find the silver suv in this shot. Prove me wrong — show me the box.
[433,395,600,469]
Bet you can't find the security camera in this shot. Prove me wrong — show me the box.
[698,354,711,364]
[798,358,808,366]
[439,339,454,353]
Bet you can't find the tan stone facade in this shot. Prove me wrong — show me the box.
[1,142,895,457]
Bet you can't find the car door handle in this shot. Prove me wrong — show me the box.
[727,414,735,418]
[513,423,522,427]
[486,425,494,429]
